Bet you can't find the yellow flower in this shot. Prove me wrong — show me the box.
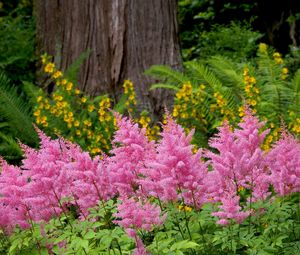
[238,186,245,192]
[75,89,80,95]
[52,71,62,79]
[34,109,41,117]
[91,148,101,154]
[275,58,284,65]
[273,52,281,58]
[250,99,257,106]
[83,120,92,127]
[74,120,80,127]
[88,105,95,112]
[37,96,43,103]
[178,205,192,212]
[75,130,81,136]
[61,79,67,85]
[258,43,268,53]
[81,97,87,103]
[44,62,55,73]
[282,67,288,74]
[66,82,73,91]
[281,67,288,80]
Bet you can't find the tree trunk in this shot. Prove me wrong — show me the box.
[35,0,181,118]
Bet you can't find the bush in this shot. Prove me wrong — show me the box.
[181,22,262,62]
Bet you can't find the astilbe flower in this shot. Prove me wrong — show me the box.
[133,237,150,255]
[19,130,82,222]
[140,116,208,208]
[0,160,29,230]
[64,152,113,217]
[267,131,300,196]
[205,110,270,224]
[212,196,249,225]
[107,114,155,196]
[114,196,166,237]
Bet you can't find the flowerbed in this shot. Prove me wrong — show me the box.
[0,109,300,254]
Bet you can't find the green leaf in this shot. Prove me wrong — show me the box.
[84,230,96,239]
[150,83,180,91]
[170,240,199,251]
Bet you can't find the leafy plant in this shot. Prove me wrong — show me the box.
[0,2,35,83]
[1,110,300,254]
[0,73,38,163]
[147,44,300,148]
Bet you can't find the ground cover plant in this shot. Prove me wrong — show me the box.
[0,109,299,254]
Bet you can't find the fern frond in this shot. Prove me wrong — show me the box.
[287,68,300,115]
[291,69,300,96]
[150,83,180,91]
[208,56,244,90]
[145,65,190,87]
[0,132,23,162]
[64,50,91,83]
[185,61,223,91]
[0,72,38,146]
[22,81,41,107]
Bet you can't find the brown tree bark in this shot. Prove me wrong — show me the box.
[35,0,182,117]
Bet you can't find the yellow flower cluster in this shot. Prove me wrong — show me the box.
[177,205,193,212]
[172,82,193,119]
[241,67,260,116]
[123,80,137,113]
[262,124,281,151]
[137,113,160,141]
[289,111,300,134]
[273,52,284,65]
[172,82,208,137]
[34,96,51,128]
[98,97,112,122]
[258,43,268,54]
[281,67,288,80]
[292,118,300,134]
[211,91,234,120]
[35,54,115,155]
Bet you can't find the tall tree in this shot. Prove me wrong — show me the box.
[35,0,182,117]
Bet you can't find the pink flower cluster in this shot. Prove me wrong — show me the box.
[205,111,271,225]
[114,196,166,238]
[267,132,300,196]
[139,116,208,208]
[0,110,299,238]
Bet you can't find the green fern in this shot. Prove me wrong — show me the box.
[207,56,244,96]
[291,69,300,100]
[0,132,23,162]
[145,65,190,88]
[257,52,294,123]
[0,72,38,147]
[64,50,91,84]
[185,61,223,91]
[22,81,41,107]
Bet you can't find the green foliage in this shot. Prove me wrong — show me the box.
[3,195,300,254]
[0,73,38,162]
[147,45,300,148]
[0,1,35,83]
[182,22,262,62]
[64,51,91,84]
